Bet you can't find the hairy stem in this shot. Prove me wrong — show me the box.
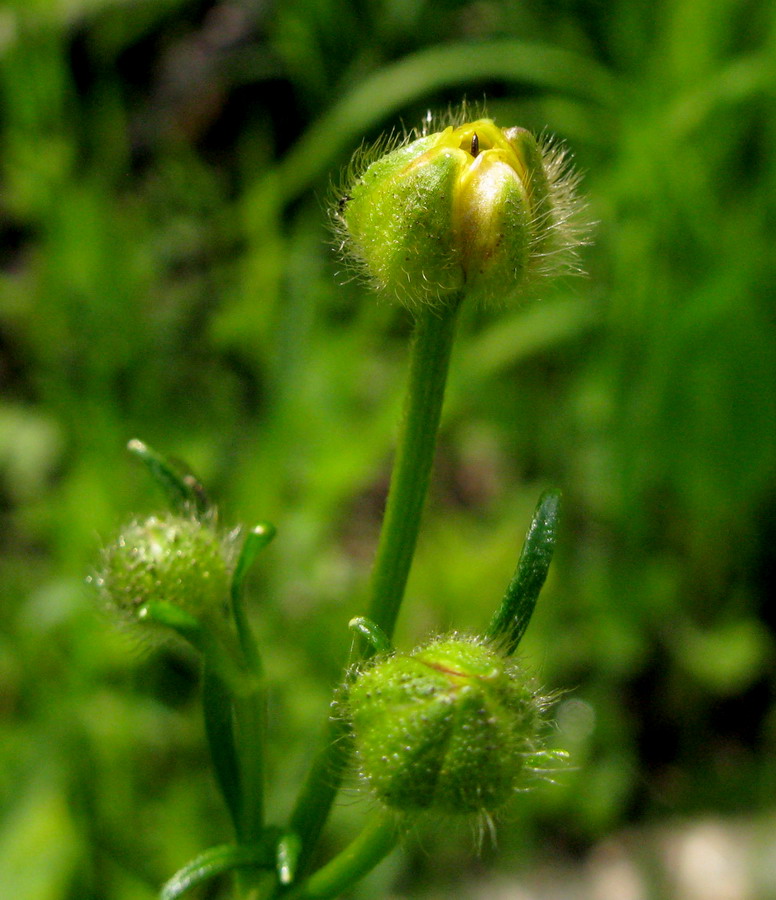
[286,298,462,878]
[365,299,462,640]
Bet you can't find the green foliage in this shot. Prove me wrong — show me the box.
[1,0,775,897]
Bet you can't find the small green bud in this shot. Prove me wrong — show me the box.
[97,514,232,630]
[336,112,585,309]
[347,635,552,815]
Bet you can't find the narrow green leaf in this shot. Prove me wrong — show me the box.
[220,525,274,847]
[231,523,276,604]
[127,439,210,516]
[230,523,274,675]
[160,839,278,900]
[486,489,562,655]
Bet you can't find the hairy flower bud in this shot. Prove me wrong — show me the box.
[347,636,552,815]
[336,112,585,309]
[97,514,232,629]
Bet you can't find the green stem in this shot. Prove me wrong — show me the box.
[195,623,265,846]
[365,299,462,640]
[286,718,353,880]
[229,674,267,898]
[234,687,265,842]
[202,662,242,833]
[233,620,265,842]
[284,811,399,900]
[147,598,265,841]
[228,524,275,850]
[287,298,461,876]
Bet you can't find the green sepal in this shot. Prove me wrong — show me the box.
[345,136,464,307]
[276,831,302,885]
[486,488,562,655]
[506,128,554,254]
[159,835,281,900]
[127,438,210,517]
[348,617,393,655]
[139,601,203,647]
[141,602,254,700]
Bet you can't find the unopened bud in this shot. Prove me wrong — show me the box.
[97,514,232,630]
[347,635,553,815]
[336,113,585,309]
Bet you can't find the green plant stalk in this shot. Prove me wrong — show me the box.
[150,602,266,895]
[284,719,352,884]
[287,297,462,876]
[230,615,267,899]
[233,688,265,843]
[202,662,242,832]
[227,524,276,850]
[232,599,266,843]
[195,624,265,843]
[366,298,462,639]
[284,811,399,900]
[198,642,266,897]
[227,669,267,898]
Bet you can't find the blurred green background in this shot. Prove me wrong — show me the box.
[1,0,775,897]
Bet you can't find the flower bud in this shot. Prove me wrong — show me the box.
[347,636,551,815]
[336,113,584,309]
[97,514,232,629]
